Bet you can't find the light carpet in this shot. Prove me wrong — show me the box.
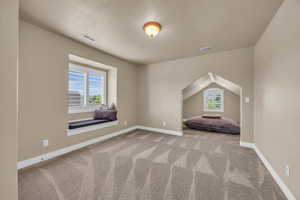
[19,129,286,200]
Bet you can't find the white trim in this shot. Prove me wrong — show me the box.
[253,145,296,200]
[137,125,183,136]
[208,72,215,82]
[18,125,183,169]
[183,78,212,100]
[67,120,119,136]
[240,142,296,200]
[69,54,115,71]
[83,72,88,105]
[68,106,99,114]
[240,141,255,149]
[18,126,138,169]
[101,70,107,105]
[70,63,107,75]
[68,117,94,123]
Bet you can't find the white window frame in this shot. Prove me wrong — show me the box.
[68,63,107,114]
[203,88,224,112]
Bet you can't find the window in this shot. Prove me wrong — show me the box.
[203,88,224,112]
[68,63,106,113]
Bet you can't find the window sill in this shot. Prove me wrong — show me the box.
[67,120,119,136]
[68,106,99,114]
[203,110,224,113]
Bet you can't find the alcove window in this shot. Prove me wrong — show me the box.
[203,88,224,112]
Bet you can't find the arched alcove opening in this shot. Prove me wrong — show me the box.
[181,73,243,143]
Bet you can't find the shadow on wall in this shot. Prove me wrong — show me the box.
[181,73,243,132]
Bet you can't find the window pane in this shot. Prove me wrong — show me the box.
[88,73,105,105]
[204,88,224,112]
[68,69,84,107]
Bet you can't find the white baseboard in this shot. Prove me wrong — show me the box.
[240,141,296,200]
[18,125,183,169]
[17,125,296,199]
[253,145,296,200]
[137,125,183,136]
[240,141,255,149]
[18,126,138,169]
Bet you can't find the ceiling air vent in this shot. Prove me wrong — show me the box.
[83,34,95,42]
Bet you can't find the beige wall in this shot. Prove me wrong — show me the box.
[183,83,240,123]
[254,0,300,198]
[19,21,138,161]
[137,47,254,142]
[0,0,19,199]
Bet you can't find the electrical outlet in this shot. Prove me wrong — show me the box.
[43,139,49,147]
[285,165,290,177]
[162,121,166,127]
[124,121,127,125]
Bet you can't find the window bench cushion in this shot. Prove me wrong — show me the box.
[69,119,113,129]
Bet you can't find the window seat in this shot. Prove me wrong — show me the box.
[69,119,112,129]
[68,119,119,136]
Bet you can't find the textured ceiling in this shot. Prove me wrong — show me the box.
[20,0,283,64]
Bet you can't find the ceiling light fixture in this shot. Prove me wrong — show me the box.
[143,21,162,38]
